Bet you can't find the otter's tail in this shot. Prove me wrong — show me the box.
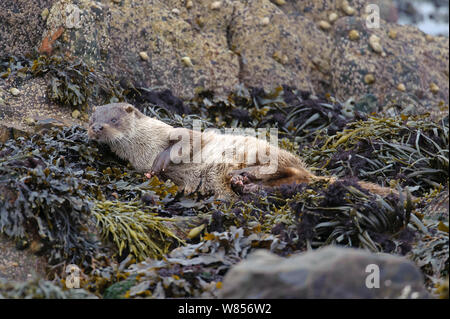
[266,167,400,197]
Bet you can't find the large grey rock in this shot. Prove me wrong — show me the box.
[220,246,430,298]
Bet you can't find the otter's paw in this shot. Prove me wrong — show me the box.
[151,147,172,175]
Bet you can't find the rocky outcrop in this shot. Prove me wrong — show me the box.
[220,247,430,298]
[330,17,449,112]
[1,0,448,111]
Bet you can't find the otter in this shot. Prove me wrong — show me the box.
[88,103,399,200]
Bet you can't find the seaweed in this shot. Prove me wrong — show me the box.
[0,125,185,269]
[92,200,184,261]
[303,115,449,195]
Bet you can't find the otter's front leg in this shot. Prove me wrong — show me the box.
[150,146,172,176]
[148,127,194,177]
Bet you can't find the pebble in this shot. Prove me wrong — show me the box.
[319,20,331,30]
[261,17,270,26]
[9,88,20,96]
[341,1,355,16]
[171,8,180,15]
[397,83,406,92]
[186,0,193,9]
[272,0,286,5]
[41,8,49,21]
[430,83,439,94]
[388,29,397,39]
[210,1,222,10]
[369,34,383,54]
[24,117,35,126]
[364,74,375,84]
[273,51,288,64]
[328,12,338,23]
[72,109,81,119]
[181,56,194,67]
[349,30,360,41]
[139,51,149,61]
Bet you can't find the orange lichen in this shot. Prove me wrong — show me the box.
[39,27,65,55]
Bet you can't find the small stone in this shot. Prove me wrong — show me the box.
[139,51,149,61]
[210,1,222,10]
[24,117,35,126]
[349,30,360,41]
[72,109,81,119]
[171,8,180,15]
[261,17,270,26]
[397,83,406,92]
[425,34,434,42]
[41,8,49,21]
[318,20,331,30]
[273,51,288,64]
[388,29,397,39]
[369,34,383,54]
[341,1,355,15]
[364,74,375,84]
[186,0,193,9]
[430,83,439,94]
[112,0,121,3]
[343,6,355,15]
[181,56,194,67]
[272,0,286,5]
[9,88,20,96]
[328,12,338,23]
[0,97,4,105]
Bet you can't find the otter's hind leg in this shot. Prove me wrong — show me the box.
[229,165,316,187]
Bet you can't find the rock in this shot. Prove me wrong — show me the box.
[0,0,55,56]
[318,20,331,31]
[0,77,81,133]
[0,235,47,282]
[330,16,449,109]
[220,247,430,299]
[71,109,81,119]
[349,29,360,41]
[368,34,383,54]
[185,0,193,9]
[9,88,20,96]
[397,83,406,92]
[364,73,375,85]
[260,16,270,25]
[181,56,193,67]
[40,0,334,99]
[341,0,356,16]
[139,51,149,61]
[328,12,338,23]
[210,1,222,10]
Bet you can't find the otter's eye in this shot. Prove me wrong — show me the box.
[111,118,118,124]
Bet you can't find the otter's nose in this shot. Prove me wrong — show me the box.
[92,124,104,133]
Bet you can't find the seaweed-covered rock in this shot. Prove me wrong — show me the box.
[220,247,430,298]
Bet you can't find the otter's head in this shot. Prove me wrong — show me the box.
[88,103,144,144]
